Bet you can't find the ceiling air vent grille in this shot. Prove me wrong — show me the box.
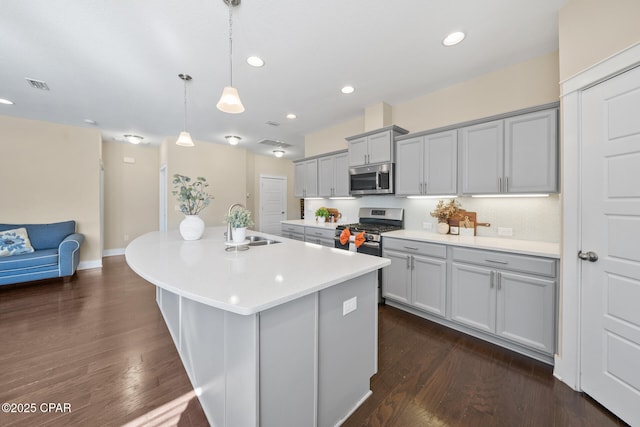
[265,121,280,127]
[257,139,291,148]
[25,78,50,91]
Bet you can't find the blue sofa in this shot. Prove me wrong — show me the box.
[0,221,84,286]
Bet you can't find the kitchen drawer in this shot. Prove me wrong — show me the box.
[304,227,335,239]
[283,232,304,241]
[382,237,447,259]
[451,247,556,278]
[282,224,305,234]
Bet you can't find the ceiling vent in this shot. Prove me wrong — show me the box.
[25,78,50,91]
[265,121,280,127]
[257,139,291,148]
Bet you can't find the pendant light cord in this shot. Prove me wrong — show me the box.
[183,77,188,131]
[228,2,233,87]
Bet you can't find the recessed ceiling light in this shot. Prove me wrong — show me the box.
[0,98,14,105]
[225,135,241,146]
[341,85,355,94]
[442,31,466,46]
[286,113,297,119]
[246,56,265,67]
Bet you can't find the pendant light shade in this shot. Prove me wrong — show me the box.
[176,73,195,147]
[217,0,244,114]
[217,86,245,114]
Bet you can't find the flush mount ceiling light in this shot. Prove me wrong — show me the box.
[124,134,144,144]
[176,73,195,147]
[286,113,297,119]
[217,0,245,114]
[273,150,285,158]
[0,98,14,105]
[226,135,241,146]
[442,31,466,46]
[246,56,264,67]
[341,85,355,94]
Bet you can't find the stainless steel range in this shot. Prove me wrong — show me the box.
[334,207,404,302]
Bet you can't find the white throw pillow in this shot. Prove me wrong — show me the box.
[0,227,35,257]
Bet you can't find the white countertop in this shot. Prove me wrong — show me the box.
[281,219,340,229]
[125,226,389,315]
[382,230,560,259]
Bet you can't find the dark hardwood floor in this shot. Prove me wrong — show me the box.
[0,256,627,427]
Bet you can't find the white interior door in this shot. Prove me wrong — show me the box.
[260,176,287,235]
[580,65,640,427]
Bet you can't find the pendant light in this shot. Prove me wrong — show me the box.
[176,73,195,147]
[216,0,245,114]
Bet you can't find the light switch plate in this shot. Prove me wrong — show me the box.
[343,296,357,316]
[423,222,433,230]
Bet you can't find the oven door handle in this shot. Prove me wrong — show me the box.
[361,241,379,249]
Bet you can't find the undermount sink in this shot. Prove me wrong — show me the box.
[247,235,281,246]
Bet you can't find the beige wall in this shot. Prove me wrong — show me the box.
[102,141,159,250]
[0,115,102,264]
[304,52,559,158]
[559,0,640,81]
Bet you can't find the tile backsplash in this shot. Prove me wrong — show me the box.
[304,194,560,243]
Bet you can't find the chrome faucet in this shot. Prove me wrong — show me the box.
[226,203,245,242]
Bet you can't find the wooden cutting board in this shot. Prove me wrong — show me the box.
[449,210,477,235]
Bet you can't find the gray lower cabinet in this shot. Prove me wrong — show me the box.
[382,238,447,317]
[304,227,335,247]
[281,224,304,241]
[450,247,556,356]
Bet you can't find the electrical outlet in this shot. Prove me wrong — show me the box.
[423,222,433,230]
[343,296,357,316]
[498,227,513,237]
[124,234,129,241]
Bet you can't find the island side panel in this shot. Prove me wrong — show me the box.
[259,293,318,427]
[318,271,378,427]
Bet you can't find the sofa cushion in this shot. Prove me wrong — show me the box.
[0,228,35,257]
[0,248,58,273]
[0,221,75,250]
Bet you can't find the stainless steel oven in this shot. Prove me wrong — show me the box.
[349,163,394,195]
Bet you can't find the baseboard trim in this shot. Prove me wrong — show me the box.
[78,259,102,270]
[103,248,126,257]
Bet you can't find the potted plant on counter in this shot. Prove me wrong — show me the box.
[225,208,254,243]
[315,207,330,223]
[172,174,213,240]
[430,199,461,234]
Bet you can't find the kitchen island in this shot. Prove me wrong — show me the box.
[125,226,390,427]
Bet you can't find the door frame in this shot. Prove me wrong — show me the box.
[557,41,640,390]
[259,174,287,233]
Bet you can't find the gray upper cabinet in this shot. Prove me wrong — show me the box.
[294,159,318,198]
[461,108,558,195]
[396,130,457,196]
[346,126,409,167]
[318,152,349,197]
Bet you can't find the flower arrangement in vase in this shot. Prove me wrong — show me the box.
[430,199,461,234]
[225,208,254,243]
[172,174,213,240]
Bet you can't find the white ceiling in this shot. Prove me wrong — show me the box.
[0,0,566,160]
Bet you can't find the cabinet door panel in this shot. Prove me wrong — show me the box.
[412,256,447,317]
[461,120,503,194]
[451,263,495,333]
[368,130,392,164]
[318,156,335,197]
[304,160,318,197]
[294,163,305,197]
[425,130,457,195]
[348,136,368,166]
[333,153,349,197]
[496,272,555,354]
[395,137,423,195]
[504,109,558,193]
[381,250,411,304]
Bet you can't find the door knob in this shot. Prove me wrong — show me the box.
[578,251,598,262]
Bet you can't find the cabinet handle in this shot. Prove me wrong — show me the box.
[498,177,502,193]
[497,272,502,290]
[485,259,508,265]
[411,255,415,270]
[505,177,509,192]
[419,182,423,194]
[423,181,427,194]
[403,246,419,251]
[490,271,494,288]
[406,255,411,269]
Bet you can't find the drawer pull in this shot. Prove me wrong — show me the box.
[486,259,508,265]
[403,246,419,251]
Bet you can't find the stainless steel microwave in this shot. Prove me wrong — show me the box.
[349,163,394,195]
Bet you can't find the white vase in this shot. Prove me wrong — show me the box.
[232,227,247,243]
[437,222,450,235]
[180,215,205,240]
[317,216,326,223]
